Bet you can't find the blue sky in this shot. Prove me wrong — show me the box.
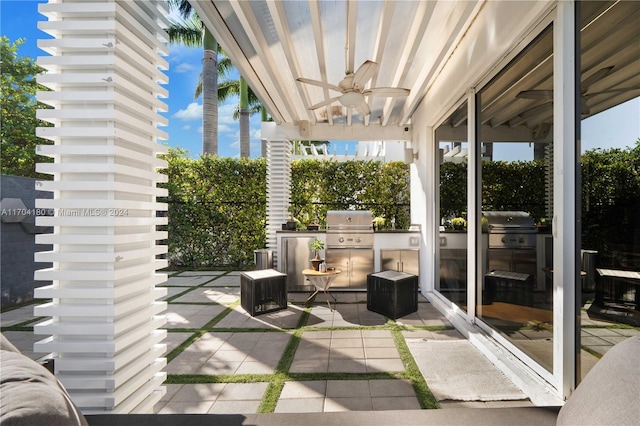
[2,0,638,161]
[1,0,262,159]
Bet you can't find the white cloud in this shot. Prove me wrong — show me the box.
[218,102,238,125]
[173,102,202,121]
[218,124,235,134]
[167,44,200,63]
[174,62,195,73]
[182,125,191,131]
[197,126,203,134]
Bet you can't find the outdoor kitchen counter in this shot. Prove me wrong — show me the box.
[276,231,422,282]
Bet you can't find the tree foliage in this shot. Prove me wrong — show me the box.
[0,37,52,178]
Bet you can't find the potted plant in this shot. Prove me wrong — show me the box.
[307,216,320,231]
[310,238,325,271]
[451,217,467,231]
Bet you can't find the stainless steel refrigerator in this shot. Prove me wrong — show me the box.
[282,237,315,291]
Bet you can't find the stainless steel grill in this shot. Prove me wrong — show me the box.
[325,210,374,249]
[325,210,374,289]
[483,211,538,306]
[483,211,537,249]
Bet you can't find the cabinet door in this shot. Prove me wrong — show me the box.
[349,249,374,289]
[283,237,314,289]
[381,250,401,271]
[400,249,420,276]
[326,250,351,288]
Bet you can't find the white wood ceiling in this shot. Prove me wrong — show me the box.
[192,1,639,139]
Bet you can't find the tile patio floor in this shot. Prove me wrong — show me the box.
[2,270,637,415]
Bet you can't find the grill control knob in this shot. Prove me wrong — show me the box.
[519,237,525,244]
[501,237,507,243]
[355,237,361,243]
[338,237,344,243]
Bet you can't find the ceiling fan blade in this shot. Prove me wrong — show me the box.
[363,87,410,97]
[355,101,370,116]
[309,96,341,110]
[517,90,553,100]
[297,77,343,93]
[352,60,379,90]
[581,66,614,90]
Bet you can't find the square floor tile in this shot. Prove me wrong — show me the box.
[274,397,325,413]
[372,396,421,410]
[279,381,327,399]
[158,401,215,414]
[208,400,261,414]
[369,379,415,397]
[326,380,371,398]
[324,397,373,412]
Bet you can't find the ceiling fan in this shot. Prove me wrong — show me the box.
[296,60,410,116]
[515,66,639,116]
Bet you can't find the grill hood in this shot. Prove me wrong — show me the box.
[326,210,373,232]
[482,211,536,233]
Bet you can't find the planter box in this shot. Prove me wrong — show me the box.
[367,270,418,319]
[240,269,287,316]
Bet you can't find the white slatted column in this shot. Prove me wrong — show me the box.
[265,138,291,266]
[33,0,170,414]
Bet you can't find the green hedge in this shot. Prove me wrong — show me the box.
[440,142,640,256]
[440,160,547,223]
[161,142,639,269]
[160,150,267,269]
[581,143,640,256]
[290,159,410,229]
[161,152,409,268]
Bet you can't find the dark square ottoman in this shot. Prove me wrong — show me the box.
[367,270,418,319]
[241,269,287,316]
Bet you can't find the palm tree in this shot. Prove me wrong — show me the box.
[239,77,250,158]
[215,75,264,158]
[166,0,219,155]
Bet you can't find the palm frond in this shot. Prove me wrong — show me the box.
[218,57,234,78]
[194,72,203,100]
[166,0,193,20]
[218,80,240,103]
[166,15,203,47]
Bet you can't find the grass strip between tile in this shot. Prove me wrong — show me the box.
[257,308,311,413]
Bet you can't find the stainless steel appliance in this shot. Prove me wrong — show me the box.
[483,211,538,306]
[483,211,537,250]
[282,237,315,291]
[380,249,419,276]
[325,210,374,290]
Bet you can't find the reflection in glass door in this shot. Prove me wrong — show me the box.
[436,102,468,311]
[578,0,640,381]
[477,26,555,372]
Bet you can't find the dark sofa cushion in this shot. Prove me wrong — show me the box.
[0,340,88,426]
[557,335,640,426]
